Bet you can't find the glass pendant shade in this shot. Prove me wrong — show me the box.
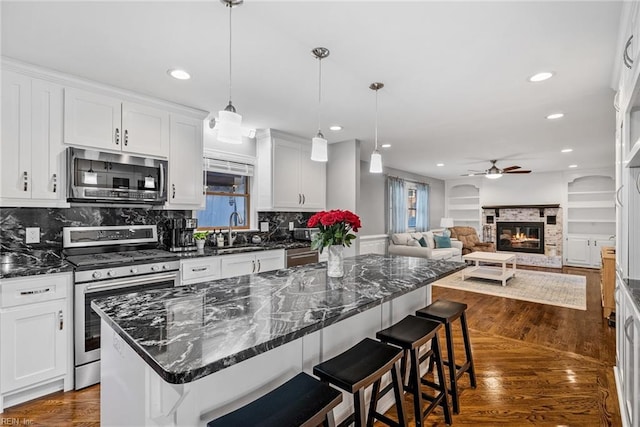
[217,109,242,144]
[311,134,328,162]
[369,150,383,173]
[486,172,502,179]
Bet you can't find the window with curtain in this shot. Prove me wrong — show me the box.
[195,159,253,230]
[388,176,429,233]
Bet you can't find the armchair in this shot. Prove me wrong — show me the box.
[448,226,495,255]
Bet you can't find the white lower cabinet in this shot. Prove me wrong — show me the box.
[180,256,221,286]
[565,235,614,268]
[0,273,73,413]
[615,277,640,427]
[220,250,285,279]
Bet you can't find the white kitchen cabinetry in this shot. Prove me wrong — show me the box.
[565,235,614,268]
[1,70,68,207]
[180,257,221,286]
[220,250,285,279]
[166,114,204,209]
[64,88,169,158]
[256,129,326,211]
[0,273,73,413]
[615,276,640,427]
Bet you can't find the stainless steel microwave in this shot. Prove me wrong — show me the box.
[67,147,167,204]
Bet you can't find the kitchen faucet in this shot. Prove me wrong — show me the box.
[228,211,243,246]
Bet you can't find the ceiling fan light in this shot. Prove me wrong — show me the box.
[486,173,502,179]
[217,109,242,144]
[311,134,328,162]
[369,150,383,173]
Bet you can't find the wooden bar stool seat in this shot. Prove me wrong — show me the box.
[416,299,477,414]
[376,315,452,426]
[313,337,408,427]
[207,372,342,427]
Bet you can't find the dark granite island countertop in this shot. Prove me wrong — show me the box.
[92,254,465,385]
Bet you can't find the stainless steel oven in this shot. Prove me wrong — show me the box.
[63,225,179,389]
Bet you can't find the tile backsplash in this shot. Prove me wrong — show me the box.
[257,211,317,241]
[0,207,190,252]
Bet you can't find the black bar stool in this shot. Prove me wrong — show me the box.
[416,299,477,414]
[207,372,342,427]
[313,337,408,427]
[376,315,452,426]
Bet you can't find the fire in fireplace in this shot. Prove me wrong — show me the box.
[496,221,545,254]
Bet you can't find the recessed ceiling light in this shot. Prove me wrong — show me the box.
[569,164,578,168]
[561,148,573,153]
[329,125,342,131]
[529,72,554,82]
[167,69,191,80]
[436,163,444,167]
[381,144,391,148]
[546,113,564,120]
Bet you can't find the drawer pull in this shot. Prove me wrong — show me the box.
[251,260,256,273]
[192,267,208,272]
[623,35,634,69]
[59,310,64,330]
[20,288,51,295]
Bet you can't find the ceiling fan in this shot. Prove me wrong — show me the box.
[462,160,531,179]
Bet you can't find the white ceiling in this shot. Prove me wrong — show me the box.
[1,1,622,180]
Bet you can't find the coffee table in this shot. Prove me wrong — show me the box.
[461,252,516,286]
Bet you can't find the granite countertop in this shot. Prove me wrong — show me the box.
[0,241,310,279]
[624,278,640,309]
[91,254,466,384]
[1,250,74,279]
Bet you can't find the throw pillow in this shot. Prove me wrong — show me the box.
[418,237,428,247]
[408,238,421,247]
[434,234,452,248]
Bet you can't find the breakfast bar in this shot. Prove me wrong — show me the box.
[92,254,465,426]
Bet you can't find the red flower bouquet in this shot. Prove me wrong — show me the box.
[307,209,361,252]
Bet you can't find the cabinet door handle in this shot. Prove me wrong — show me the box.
[257,259,261,272]
[115,128,120,145]
[302,194,306,204]
[616,185,624,207]
[172,184,176,199]
[23,171,28,191]
[623,35,634,69]
[298,194,301,204]
[624,315,634,341]
[594,240,598,247]
[58,310,64,330]
[587,240,590,246]
[251,260,256,273]
[20,288,51,295]
[635,173,640,195]
[52,173,57,193]
[124,129,129,146]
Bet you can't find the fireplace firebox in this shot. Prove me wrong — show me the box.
[496,221,544,254]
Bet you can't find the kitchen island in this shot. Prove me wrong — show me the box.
[92,254,465,426]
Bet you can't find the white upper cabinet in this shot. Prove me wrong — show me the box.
[166,114,204,209]
[256,129,326,211]
[64,88,169,158]
[1,70,67,207]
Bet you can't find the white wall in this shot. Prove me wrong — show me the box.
[479,172,564,205]
[327,140,361,257]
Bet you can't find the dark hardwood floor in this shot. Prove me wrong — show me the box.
[1,266,620,426]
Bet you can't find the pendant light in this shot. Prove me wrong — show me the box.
[217,0,243,144]
[310,47,330,162]
[369,82,384,173]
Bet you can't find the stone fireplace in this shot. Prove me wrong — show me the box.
[496,221,545,254]
[482,204,562,268]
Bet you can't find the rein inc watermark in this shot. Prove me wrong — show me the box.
[0,419,33,425]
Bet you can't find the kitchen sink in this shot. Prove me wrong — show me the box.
[216,246,264,254]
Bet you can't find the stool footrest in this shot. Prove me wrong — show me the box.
[372,412,403,427]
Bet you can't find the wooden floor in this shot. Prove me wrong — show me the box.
[1,266,620,426]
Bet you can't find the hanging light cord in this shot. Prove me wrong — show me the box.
[228,3,233,104]
[374,87,379,151]
[317,56,323,133]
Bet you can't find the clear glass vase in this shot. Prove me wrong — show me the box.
[327,245,344,277]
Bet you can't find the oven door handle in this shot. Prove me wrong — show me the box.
[85,273,177,293]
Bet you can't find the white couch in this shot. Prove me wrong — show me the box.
[388,231,463,262]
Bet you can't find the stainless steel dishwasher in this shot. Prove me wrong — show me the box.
[285,247,319,267]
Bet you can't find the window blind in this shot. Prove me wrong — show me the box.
[203,158,254,177]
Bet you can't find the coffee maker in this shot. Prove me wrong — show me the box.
[166,218,198,252]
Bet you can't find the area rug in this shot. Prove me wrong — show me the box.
[433,267,587,310]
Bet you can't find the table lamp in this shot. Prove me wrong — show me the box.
[440,218,454,237]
